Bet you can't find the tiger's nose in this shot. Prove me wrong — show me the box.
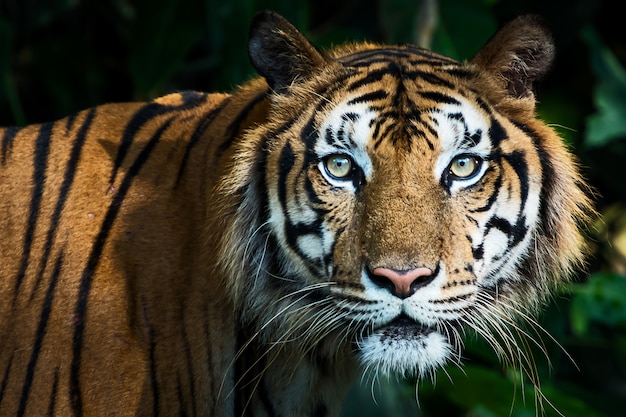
[370,266,435,298]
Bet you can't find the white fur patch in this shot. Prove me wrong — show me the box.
[359,329,452,378]
[315,100,376,185]
[432,99,492,193]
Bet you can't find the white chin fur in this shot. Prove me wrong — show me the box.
[358,331,452,378]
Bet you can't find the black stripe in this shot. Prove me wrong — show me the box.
[346,90,388,105]
[1,126,19,165]
[65,114,78,132]
[17,249,63,417]
[110,103,168,184]
[202,304,214,409]
[234,327,257,417]
[372,117,395,149]
[503,151,529,212]
[468,166,502,212]
[110,95,204,185]
[30,109,95,301]
[144,300,160,417]
[46,369,59,417]
[70,118,173,417]
[301,115,320,149]
[404,70,455,89]
[277,142,295,210]
[420,91,461,105]
[0,352,14,407]
[339,49,410,66]
[216,91,269,158]
[347,68,388,91]
[488,117,508,148]
[408,122,435,150]
[176,375,189,417]
[285,221,325,270]
[333,281,366,292]
[175,98,231,186]
[512,121,558,240]
[13,122,53,300]
[443,67,475,80]
[485,216,514,239]
[339,46,445,67]
[472,244,484,261]
[180,308,197,417]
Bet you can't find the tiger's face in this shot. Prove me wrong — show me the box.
[260,49,543,376]
[224,12,588,382]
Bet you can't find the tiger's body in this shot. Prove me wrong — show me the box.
[0,11,590,417]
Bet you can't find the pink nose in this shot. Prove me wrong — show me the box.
[371,266,434,298]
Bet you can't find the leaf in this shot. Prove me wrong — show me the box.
[127,0,204,99]
[0,17,26,126]
[431,0,497,60]
[570,272,626,335]
[425,365,606,417]
[378,0,420,44]
[583,27,626,147]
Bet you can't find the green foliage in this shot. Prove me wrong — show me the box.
[570,272,626,335]
[127,0,205,99]
[583,29,626,148]
[1,0,625,416]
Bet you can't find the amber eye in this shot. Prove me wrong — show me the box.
[448,154,481,179]
[323,154,353,179]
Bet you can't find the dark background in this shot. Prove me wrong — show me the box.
[1,0,625,415]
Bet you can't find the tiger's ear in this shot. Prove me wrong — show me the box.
[248,11,326,92]
[470,15,554,100]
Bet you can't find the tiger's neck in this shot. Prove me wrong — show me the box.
[201,81,361,416]
[233,325,358,417]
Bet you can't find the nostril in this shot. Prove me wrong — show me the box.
[370,266,434,298]
[369,270,397,295]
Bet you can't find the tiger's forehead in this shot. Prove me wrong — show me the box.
[309,46,487,152]
[312,80,493,186]
[334,44,460,68]
[313,69,492,156]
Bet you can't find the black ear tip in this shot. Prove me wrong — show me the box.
[249,10,290,39]
[247,10,325,92]
[247,10,292,62]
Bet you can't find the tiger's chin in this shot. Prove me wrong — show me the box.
[358,317,454,378]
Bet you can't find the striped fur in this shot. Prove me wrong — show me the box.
[0,11,590,417]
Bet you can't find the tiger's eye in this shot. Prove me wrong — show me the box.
[449,155,480,179]
[324,154,353,179]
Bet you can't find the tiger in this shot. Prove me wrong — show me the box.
[0,10,591,417]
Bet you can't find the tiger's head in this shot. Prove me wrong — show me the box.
[218,11,590,380]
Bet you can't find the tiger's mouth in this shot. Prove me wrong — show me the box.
[357,313,452,377]
[374,314,436,339]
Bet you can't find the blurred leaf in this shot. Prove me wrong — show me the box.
[431,0,497,60]
[570,272,626,336]
[583,27,626,147]
[426,366,531,417]
[423,365,606,417]
[128,0,204,99]
[342,377,420,417]
[0,16,25,126]
[378,0,420,44]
